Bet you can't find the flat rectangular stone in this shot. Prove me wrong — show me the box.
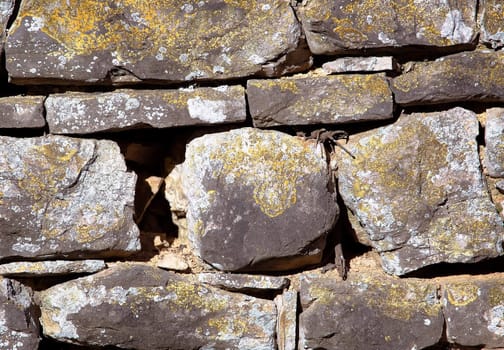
[197,272,290,292]
[0,260,106,277]
[322,56,397,74]
[485,108,504,177]
[247,74,393,127]
[391,50,504,106]
[297,0,477,55]
[274,290,297,350]
[0,95,46,128]
[46,86,246,134]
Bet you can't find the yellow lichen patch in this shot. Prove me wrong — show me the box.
[309,285,336,305]
[482,0,504,35]
[445,283,480,306]
[489,284,504,307]
[207,317,247,339]
[165,281,226,313]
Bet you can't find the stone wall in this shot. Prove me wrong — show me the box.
[1,1,504,349]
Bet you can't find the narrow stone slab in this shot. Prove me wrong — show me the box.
[299,273,443,349]
[322,56,397,74]
[485,108,504,177]
[274,290,297,350]
[183,127,338,271]
[39,264,277,349]
[392,50,504,106]
[248,74,393,127]
[0,260,106,277]
[6,0,310,84]
[337,107,504,275]
[443,277,504,348]
[0,135,140,260]
[46,86,246,134]
[0,277,40,350]
[481,0,504,49]
[0,96,46,128]
[296,0,477,55]
[197,273,289,293]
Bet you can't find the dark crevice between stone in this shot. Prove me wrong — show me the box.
[39,337,124,350]
[401,101,504,115]
[5,0,21,31]
[13,273,95,292]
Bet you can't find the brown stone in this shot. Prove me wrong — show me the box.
[0,96,45,128]
[481,0,504,49]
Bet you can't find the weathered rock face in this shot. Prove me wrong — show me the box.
[443,279,504,348]
[0,278,40,350]
[0,0,14,46]
[337,107,504,275]
[0,260,106,277]
[392,50,504,106]
[481,0,504,49]
[183,127,338,271]
[248,74,393,127]
[0,96,46,129]
[6,0,310,84]
[485,108,504,178]
[296,0,477,55]
[0,135,140,260]
[45,86,246,133]
[322,56,397,74]
[299,273,443,350]
[39,263,277,350]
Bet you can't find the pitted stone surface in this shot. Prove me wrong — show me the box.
[299,273,443,350]
[337,107,504,275]
[6,0,310,84]
[485,108,504,178]
[248,74,393,127]
[296,0,477,54]
[392,50,504,106]
[0,135,140,260]
[183,127,338,271]
[46,86,246,134]
[39,263,277,350]
[481,0,504,49]
[0,96,45,128]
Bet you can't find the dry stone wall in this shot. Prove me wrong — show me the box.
[1,1,504,349]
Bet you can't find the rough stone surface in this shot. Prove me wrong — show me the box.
[39,263,277,349]
[485,108,504,178]
[299,273,443,350]
[443,278,504,348]
[248,74,393,127]
[296,0,477,55]
[0,0,14,50]
[6,0,310,84]
[156,252,189,272]
[0,260,106,277]
[337,107,504,275]
[392,50,504,106]
[322,56,397,74]
[46,86,246,134]
[197,272,289,293]
[481,0,504,49]
[0,277,40,350]
[274,290,297,350]
[0,135,140,260]
[183,127,338,271]
[0,96,45,129]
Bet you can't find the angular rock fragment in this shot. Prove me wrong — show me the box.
[299,273,443,350]
[296,0,477,55]
[6,0,310,84]
[322,56,397,74]
[392,50,504,106]
[337,107,504,275]
[485,108,504,177]
[0,135,140,260]
[0,96,45,128]
[0,278,40,350]
[481,0,504,49]
[443,278,504,348]
[248,74,393,127]
[46,86,246,134]
[183,128,338,271]
[0,0,14,61]
[39,264,277,349]
[0,260,106,277]
[197,273,289,293]
[274,290,297,350]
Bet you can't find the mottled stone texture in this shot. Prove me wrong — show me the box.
[0,0,14,45]
[39,264,277,350]
[322,56,397,74]
[337,107,504,275]
[0,260,106,277]
[392,50,504,105]
[183,128,338,271]
[297,0,477,54]
[6,0,310,84]
[299,273,443,350]
[248,74,393,127]
[481,0,504,49]
[485,108,504,178]
[0,278,40,350]
[0,96,45,128]
[0,135,140,260]
[45,86,246,134]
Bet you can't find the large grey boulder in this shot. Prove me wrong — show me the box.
[337,107,504,275]
[39,263,277,349]
[183,127,338,271]
[0,135,140,259]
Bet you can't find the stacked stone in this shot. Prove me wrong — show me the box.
[0,1,504,349]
